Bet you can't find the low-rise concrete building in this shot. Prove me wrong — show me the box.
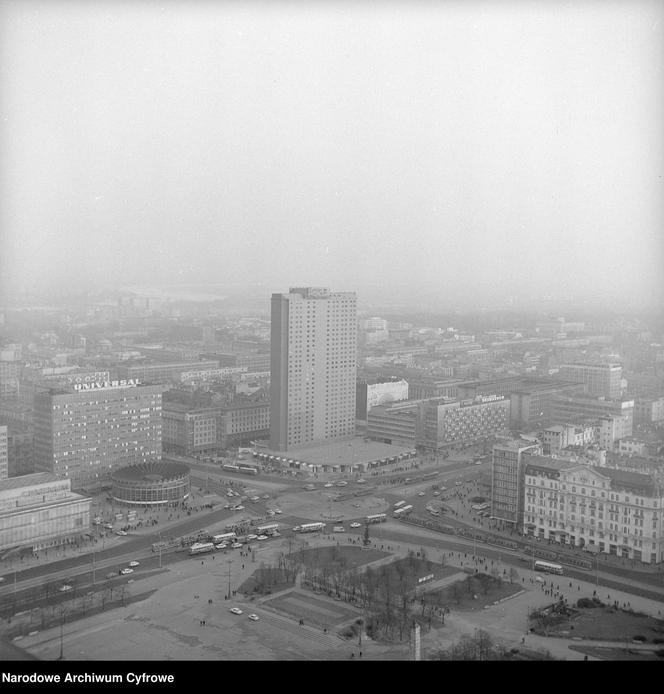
[0,473,90,552]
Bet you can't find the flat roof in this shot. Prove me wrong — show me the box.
[0,472,61,492]
[263,438,415,466]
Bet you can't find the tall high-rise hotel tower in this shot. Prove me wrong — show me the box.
[270,288,357,451]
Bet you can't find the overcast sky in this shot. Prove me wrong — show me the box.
[1,0,662,308]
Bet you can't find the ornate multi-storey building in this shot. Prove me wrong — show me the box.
[523,454,664,564]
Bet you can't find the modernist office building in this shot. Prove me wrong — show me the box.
[0,425,7,480]
[557,363,622,400]
[491,439,543,528]
[270,287,357,451]
[33,379,164,489]
[0,473,90,552]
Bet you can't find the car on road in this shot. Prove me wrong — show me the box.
[350,522,362,528]
[455,481,462,486]
[356,479,366,484]
[248,614,259,621]
[234,505,245,511]
[418,492,425,496]
[274,509,282,514]
[292,526,301,532]
[433,491,440,496]
[256,535,268,540]
[231,542,243,549]
[115,530,128,536]
[106,572,116,580]
[267,510,276,517]
[120,568,134,575]
[103,523,113,530]
[333,526,345,532]
[215,543,228,550]
[127,579,135,584]
[229,607,243,615]
[324,483,334,488]
[440,486,447,491]
[250,496,260,502]
[129,561,140,567]
[59,584,73,592]
[262,494,269,499]
[535,576,545,584]
[246,534,258,541]
[336,481,348,487]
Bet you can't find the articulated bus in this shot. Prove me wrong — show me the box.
[298,522,326,533]
[365,514,387,524]
[393,505,413,517]
[534,560,564,575]
[189,542,215,556]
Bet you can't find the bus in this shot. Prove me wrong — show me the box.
[421,471,439,480]
[534,560,564,575]
[393,505,413,517]
[255,523,279,536]
[189,542,215,556]
[393,500,406,509]
[365,513,387,524]
[298,522,326,533]
[222,464,240,473]
[239,466,259,475]
[212,532,236,544]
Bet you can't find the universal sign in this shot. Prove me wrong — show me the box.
[73,379,140,391]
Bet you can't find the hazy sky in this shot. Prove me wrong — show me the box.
[1,0,662,307]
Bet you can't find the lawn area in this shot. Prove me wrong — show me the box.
[263,589,361,627]
[238,567,294,596]
[532,603,664,643]
[426,572,524,611]
[294,545,389,571]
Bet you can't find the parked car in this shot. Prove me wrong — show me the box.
[262,495,269,500]
[120,568,134,575]
[235,505,245,511]
[274,509,282,514]
[333,526,345,533]
[231,542,243,549]
[256,535,268,540]
[418,492,425,497]
[215,543,228,550]
[115,530,128,536]
[324,483,334,488]
[129,561,140,567]
[229,607,243,615]
[350,522,362,528]
[248,614,259,621]
[59,584,73,592]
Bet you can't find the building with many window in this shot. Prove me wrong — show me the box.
[163,399,270,455]
[0,425,7,480]
[491,439,543,528]
[418,395,511,450]
[523,455,664,564]
[0,473,90,551]
[367,400,419,446]
[556,363,622,400]
[116,360,219,384]
[270,287,357,451]
[33,380,164,490]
